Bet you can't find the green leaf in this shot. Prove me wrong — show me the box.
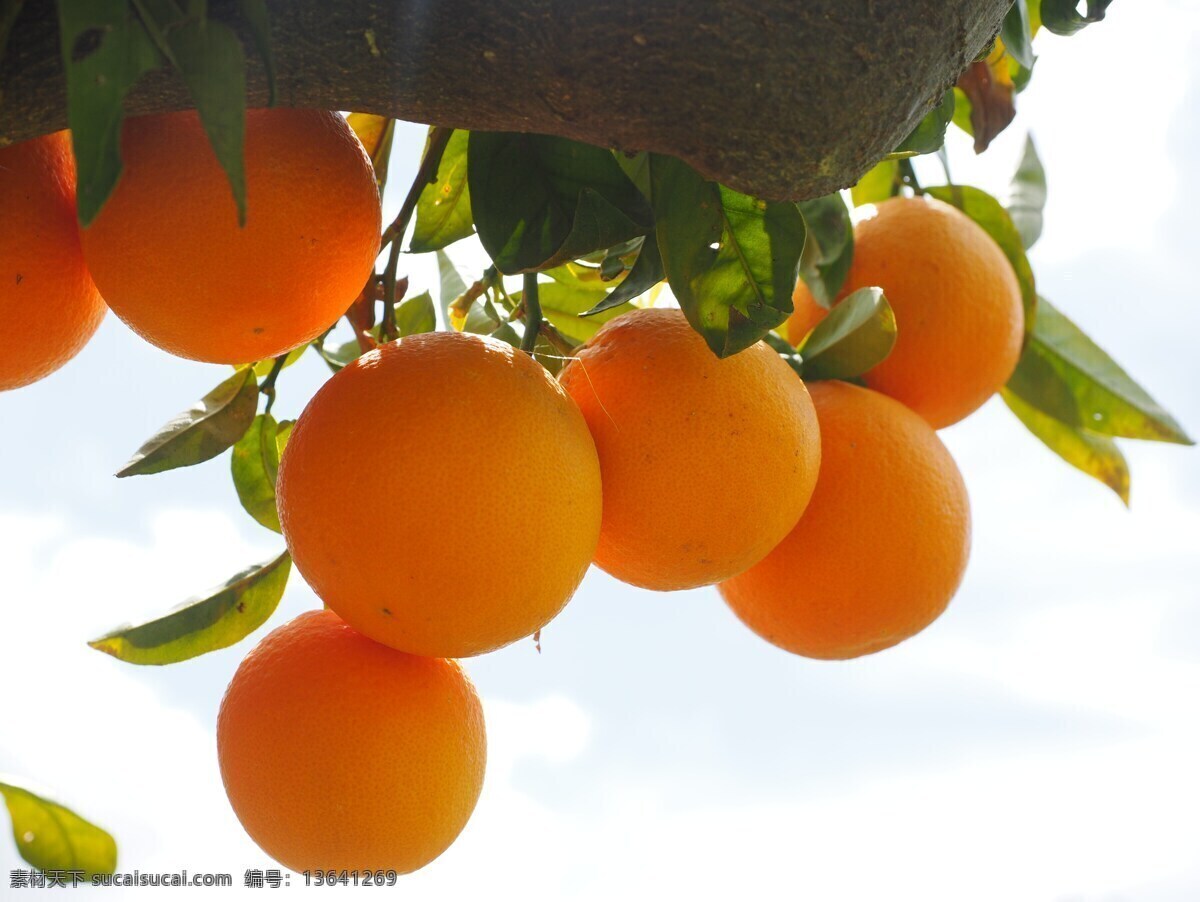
[468,132,652,273]
[651,154,806,357]
[234,0,275,105]
[889,89,956,157]
[762,329,804,378]
[1001,0,1036,69]
[58,0,164,225]
[117,368,259,477]
[231,414,282,532]
[250,343,306,378]
[1040,0,1112,35]
[583,233,664,315]
[850,160,899,207]
[410,129,473,253]
[797,193,854,306]
[1002,389,1130,504]
[0,781,117,877]
[134,0,248,224]
[395,291,436,336]
[1007,298,1193,444]
[926,183,1037,331]
[797,287,896,381]
[88,552,291,665]
[1008,135,1046,249]
[525,281,633,345]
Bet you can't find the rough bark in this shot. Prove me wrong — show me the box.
[0,0,1009,201]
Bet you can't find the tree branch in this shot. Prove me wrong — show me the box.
[0,0,1010,201]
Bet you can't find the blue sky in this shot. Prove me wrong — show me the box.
[2,2,1199,898]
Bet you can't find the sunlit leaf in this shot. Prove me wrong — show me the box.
[250,343,305,379]
[116,368,258,477]
[1008,135,1046,249]
[231,414,281,532]
[1002,389,1129,504]
[0,781,116,877]
[926,183,1037,331]
[89,552,291,665]
[468,132,652,273]
[797,193,854,306]
[1007,298,1193,444]
[410,128,473,253]
[797,287,896,381]
[850,160,898,207]
[651,154,805,357]
[523,281,633,345]
[346,112,394,189]
[58,1,163,224]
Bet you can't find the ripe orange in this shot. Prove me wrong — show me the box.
[0,132,105,391]
[788,195,1024,428]
[558,307,822,591]
[276,331,602,657]
[218,609,486,872]
[81,109,380,364]
[719,380,971,659]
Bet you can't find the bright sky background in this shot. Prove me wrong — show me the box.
[2,2,1199,899]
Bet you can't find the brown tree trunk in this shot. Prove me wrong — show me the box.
[0,0,1009,201]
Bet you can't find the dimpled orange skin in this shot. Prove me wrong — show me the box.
[276,331,602,658]
[720,381,971,660]
[81,109,380,364]
[558,307,822,591]
[217,609,486,873]
[788,196,1024,429]
[0,132,105,391]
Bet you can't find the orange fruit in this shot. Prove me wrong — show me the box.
[218,609,486,872]
[0,132,105,391]
[277,331,602,657]
[788,195,1024,428]
[558,307,821,591]
[81,109,380,364]
[720,380,971,659]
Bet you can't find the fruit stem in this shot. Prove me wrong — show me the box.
[260,355,287,414]
[520,273,542,354]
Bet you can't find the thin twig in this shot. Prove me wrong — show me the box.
[260,354,288,415]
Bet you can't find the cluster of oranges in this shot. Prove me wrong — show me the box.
[1,108,1024,873]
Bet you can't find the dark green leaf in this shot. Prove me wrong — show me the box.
[1002,389,1129,504]
[231,414,281,532]
[410,129,473,253]
[0,781,116,877]
[135,0,248,224]
[234,0,275,105]
[1040,0,1112,35]
[395,291,436,336]
[1,0,23,60]
[1007,298,1193,444]
[762,329,804,378]
[58,1,163,225]
[889,89,956,158]
[797,287,896,381]
[851,160,899,207]
[651,154,805,357]
[1001,0,1036,69]
[1008,135,1046,249]
[584,232,664,315]
[797,193,854,306]
[117,368,258,477]
[88,552,291,664]
[468,132,652,273]
[926,183,1037,331]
